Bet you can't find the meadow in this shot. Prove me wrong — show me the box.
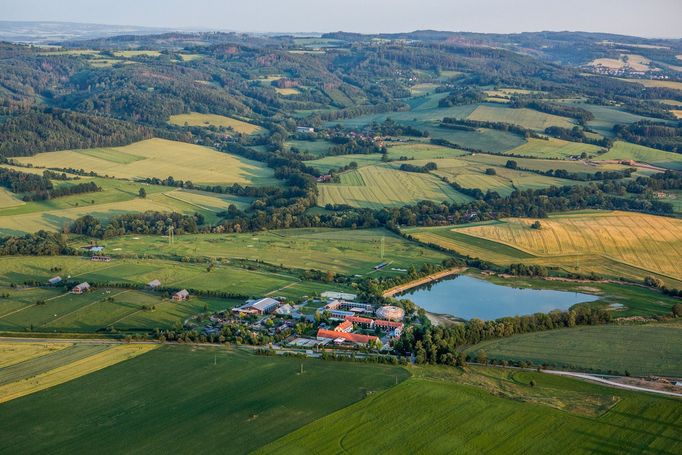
[465,320,682,377]
[260,365,682,454]
[0,188,24,209]
[622,78,682,91]
[112,50,162,58]
[565,102,666,138]
[285,139,334,157]
[405,211,682,287]
[462,153,628,174]
[0,177,251,235]
[0,342,156,403]
[91,228,450,277]
[467,105,576,130]
[384,142,468,160]
[0,346,408,454]
[504,137,603,159]
[168,112,266,135]
[599,141,682,170]
[317,164,471,209]
[15,138,277,186]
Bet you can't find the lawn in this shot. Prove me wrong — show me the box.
[168,112,266,135]
[0,347,408,454]
[599,141,682,170]
[504,137,603,159]
[260,365,682,454]
[317,165,471,209]
[285,139,334,157]
[14,138,276,186]
[465,320,682,377]
[93,228,450,277]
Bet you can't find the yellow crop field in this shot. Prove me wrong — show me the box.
[467,105,575,130]
[0,343,157,404]
[672,110,682,119]
[317,165,470,209]
[15,138,275,186]
[0,342,71,368]
[589,54,652,72]
[168,112,265,135]
[455,211,682,281]
[0,188,24,209]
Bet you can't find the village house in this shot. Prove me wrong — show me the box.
[147,279,162,289]
[173,289,190,301]
[71,282,90,294]
[48,276,62,285]
[334,320,353,333]
[296,126,315,134]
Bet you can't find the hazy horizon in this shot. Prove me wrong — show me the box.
[2,0,682,39]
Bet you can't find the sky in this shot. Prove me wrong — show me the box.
[2,0,682,38]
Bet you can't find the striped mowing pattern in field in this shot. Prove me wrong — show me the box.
[0,343,157,404]
[317,165,471,209]
[505,137,602,159]
[455,211,682,280]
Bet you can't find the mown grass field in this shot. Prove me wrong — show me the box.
[566,102,666,138]
[467,104,576,130]
[112,50,162,58]
[622,78,682,91]
[0,346,408,454]
[15,138,276,186]
[94,228,450,277]
[0,177,251,235]
[463,153,628,174]
[306,154,383,172]
[317,164,471,208]
[285,139,333,156]
[260,365,682,454]
[0,342,156,403]
[454,211,682,282]
[505,137,603,158]
[599,141,682,170]
[405,211,682,287]
[465,320,682,377]
[0,341,71,367]
[168,112,266,135]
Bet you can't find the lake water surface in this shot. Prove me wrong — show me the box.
[399,275,599,320]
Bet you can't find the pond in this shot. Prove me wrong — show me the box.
[398,275,599,320]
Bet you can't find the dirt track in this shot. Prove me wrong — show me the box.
[382,267,465,297]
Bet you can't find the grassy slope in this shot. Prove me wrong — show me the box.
[465,320,682,377]
[0,347,409,454]
[168,112,266,135]
[600,141,682,170]
[260,365,682,454]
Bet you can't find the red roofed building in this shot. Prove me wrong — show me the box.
[334,320,353,333]
[344,315,374,328]
[316,329,377,345]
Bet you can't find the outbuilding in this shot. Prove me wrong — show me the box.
[173,289,190,301]
[71,282,90,294]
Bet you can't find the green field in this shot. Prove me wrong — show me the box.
[467,105,576,130]
[91,228,450,277]
[466,320,682,377]
[15,138,277,186]
[306,154,383,172]
[599,141,682,170]
[112,50,161,58]
[0,346,409,453]
[0,177,251,236]
[384,143,468,160]
[566,102,665,138]
[168,112,266,135]
[260,365,682,454]
[462,153,628,174]
[317,164,471,208]
[504,137,603,159]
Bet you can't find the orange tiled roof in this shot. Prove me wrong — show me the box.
[317,328,377,344]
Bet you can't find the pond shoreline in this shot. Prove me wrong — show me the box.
[382,267,466,297]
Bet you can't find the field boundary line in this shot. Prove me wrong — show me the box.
[543,370,682,398]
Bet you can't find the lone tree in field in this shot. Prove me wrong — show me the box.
[644,276,664,288]
[531,220,542,230]
[138,187,147,198]
[485,168,496,175]
[672,303,682,317]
